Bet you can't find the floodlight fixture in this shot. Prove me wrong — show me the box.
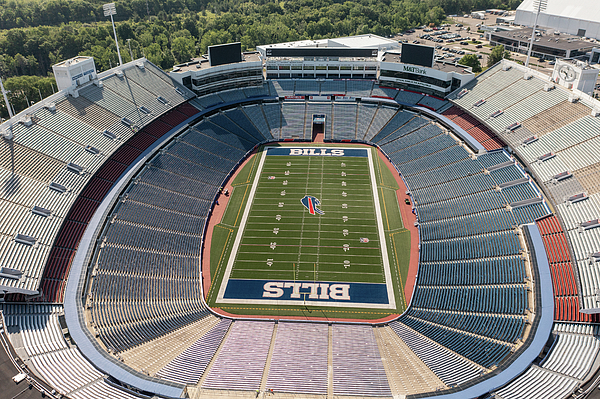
[103,3,123,66]
[103,2,116,16]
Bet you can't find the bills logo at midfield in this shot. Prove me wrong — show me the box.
[301,195,324,215]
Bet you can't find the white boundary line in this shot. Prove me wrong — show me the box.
[367,147,397,309]
[216,147,268,301]
[216,146,396,309]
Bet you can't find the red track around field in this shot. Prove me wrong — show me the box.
[377,151,419,306]
[201,151,258,298]
[202,144,418,323]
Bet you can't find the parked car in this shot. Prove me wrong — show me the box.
[476,44,483,48]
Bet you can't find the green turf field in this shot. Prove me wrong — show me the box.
[207,144,410,319]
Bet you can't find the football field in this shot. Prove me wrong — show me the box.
[207,144,410,318]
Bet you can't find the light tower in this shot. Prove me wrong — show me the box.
[103,3,123,66]
[127,38,134,61]
[525,0,547,68]
[0,77,13,119]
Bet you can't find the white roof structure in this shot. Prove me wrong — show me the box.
[257,34,399,53]
[515,0,600,39]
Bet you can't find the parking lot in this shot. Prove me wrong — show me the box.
[391,15,562,74]
[387,14,600,99]
[392,18,491,69]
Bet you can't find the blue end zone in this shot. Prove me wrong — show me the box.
[267,147,368,157]
[223,279,389,304]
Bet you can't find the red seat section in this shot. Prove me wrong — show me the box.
[441,106,464,120]
[177,102,201,118]
[36,101,199,303]
[481,137,505,151]
[537,215,600,322]
[447,105,506,150]
[160,109,190,127]
[144,119,173,138]
[467,125,495,143]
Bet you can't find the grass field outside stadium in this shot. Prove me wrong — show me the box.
[205,143,411,320]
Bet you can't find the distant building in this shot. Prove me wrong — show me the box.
[496,15,516,25]
[488,27,595,60]
[379,52,474,98]
[590,47,600,64]
[515,0,600,39]
[170,52,263,97]
[486,9,508,16]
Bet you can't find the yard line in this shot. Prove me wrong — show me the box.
[295,155,312,280]
[216,148,268,301]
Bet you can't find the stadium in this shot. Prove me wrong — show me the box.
[0,32,599,399]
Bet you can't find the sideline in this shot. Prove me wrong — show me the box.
[377,151,419,304]
[201,151,257,297]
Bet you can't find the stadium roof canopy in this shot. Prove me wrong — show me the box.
[257,34,400,53]
[515,0,600,39]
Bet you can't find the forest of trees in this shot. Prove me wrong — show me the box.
[0,0,520,117]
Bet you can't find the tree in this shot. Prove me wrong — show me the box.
[144,43,164,66]
[459,53,482,73]
[171,36,195,63]
[488,44,510,67]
